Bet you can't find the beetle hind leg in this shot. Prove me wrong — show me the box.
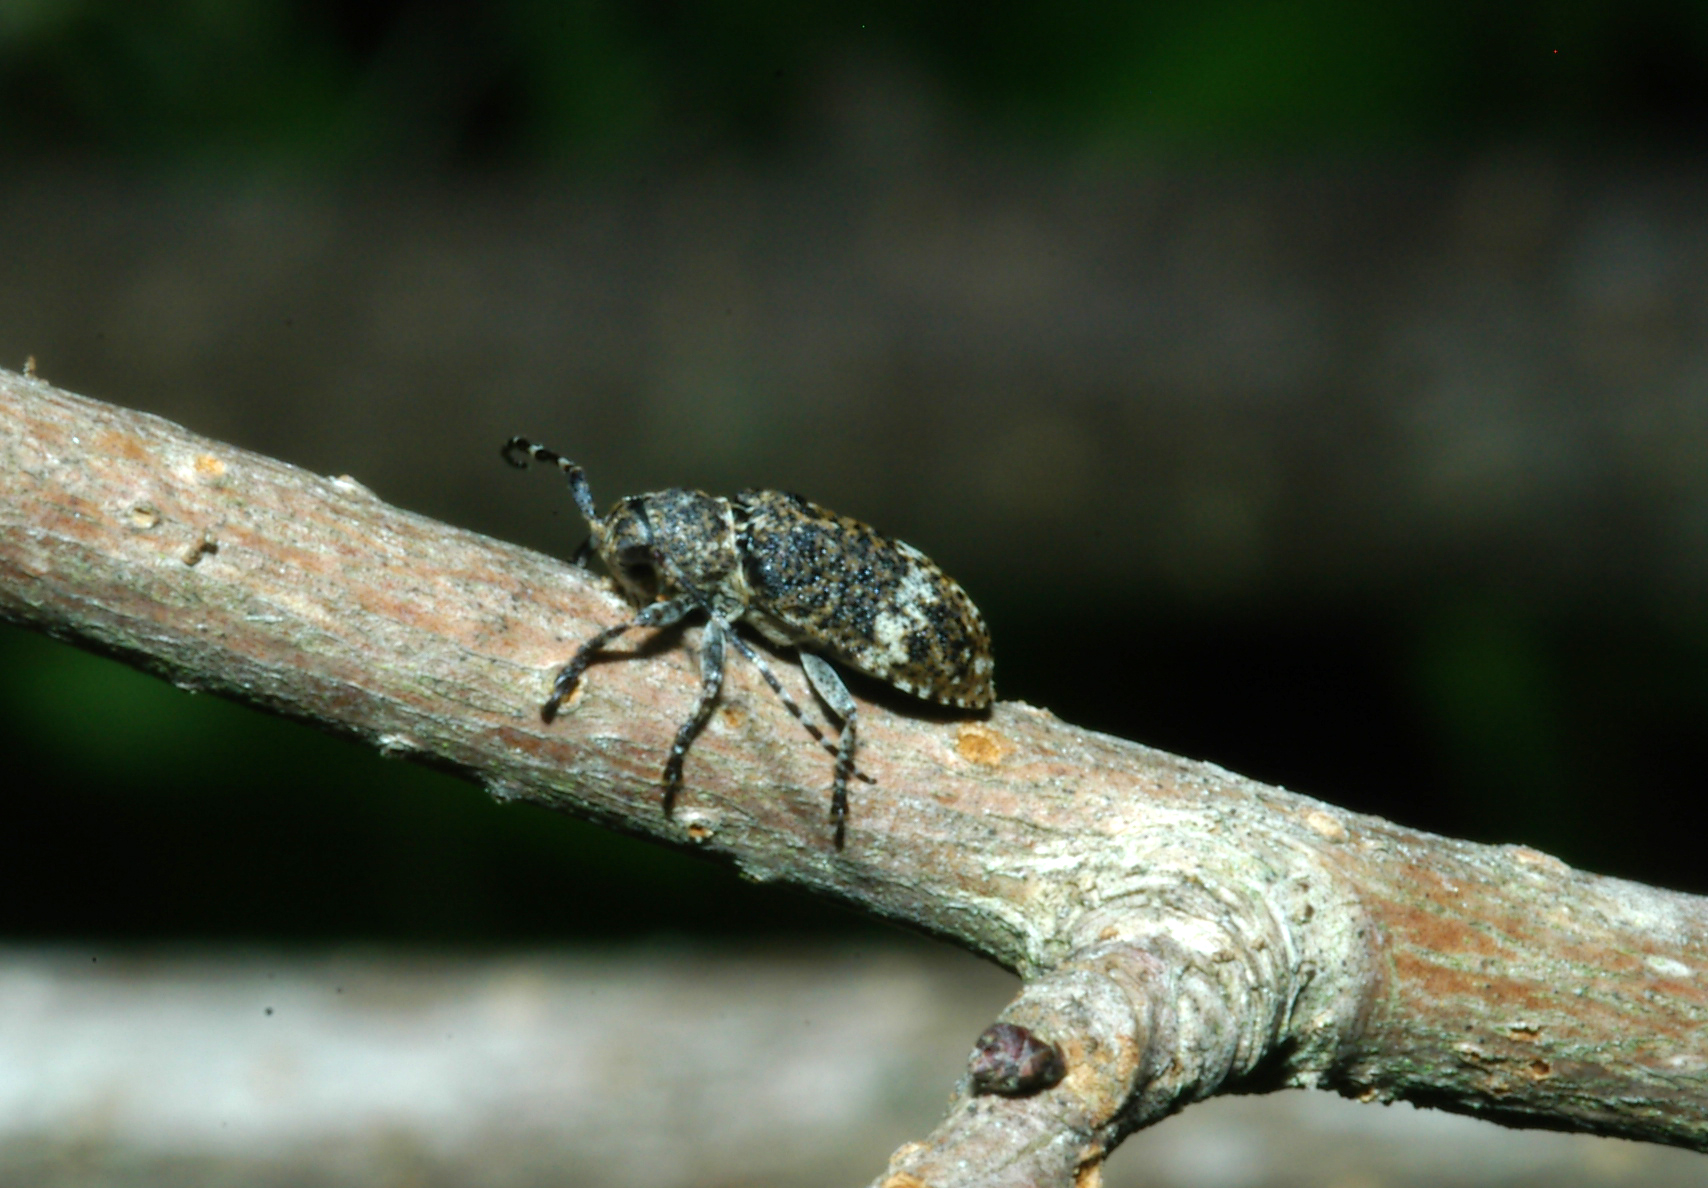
[799,652,858,849]
[719,630,875,788]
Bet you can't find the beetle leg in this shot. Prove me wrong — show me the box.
[718,628,827,745]
[718,629,873,786]
[542,595,695,722]
[662,616,726,817]
[800,652,858,849]
[636,534,871,785]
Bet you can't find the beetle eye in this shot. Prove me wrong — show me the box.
[615,550,659,600]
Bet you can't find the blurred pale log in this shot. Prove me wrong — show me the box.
[0,946,1700,1188]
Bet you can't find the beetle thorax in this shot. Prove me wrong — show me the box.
[595,489,743,611]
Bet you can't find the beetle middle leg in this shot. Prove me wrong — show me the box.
[662,617,727,817]
[542,595,695,722]
[799,652,858,848]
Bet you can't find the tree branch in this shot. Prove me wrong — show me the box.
[4,371,1707,1187]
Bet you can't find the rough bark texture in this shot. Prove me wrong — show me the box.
[3,370,1707,1187]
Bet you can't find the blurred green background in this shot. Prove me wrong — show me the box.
[5,1,1708,164]
[2,0,1707,945]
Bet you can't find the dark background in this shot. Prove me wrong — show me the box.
[1,0,1706,945]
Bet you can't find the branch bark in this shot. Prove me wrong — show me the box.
[4,371,1707,1186]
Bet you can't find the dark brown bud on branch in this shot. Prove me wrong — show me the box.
[968,1022,1065,1097]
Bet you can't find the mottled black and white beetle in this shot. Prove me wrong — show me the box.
[503,437,994,846]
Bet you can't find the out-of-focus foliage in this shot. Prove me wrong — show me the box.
[2,0,1708,167]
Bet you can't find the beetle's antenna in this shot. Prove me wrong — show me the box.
[502,437,599,528]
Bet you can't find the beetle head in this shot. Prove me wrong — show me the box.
[596,489,738,608]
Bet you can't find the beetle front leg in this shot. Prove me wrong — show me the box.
[542,595,695,722]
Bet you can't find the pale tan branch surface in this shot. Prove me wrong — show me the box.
[4,372,1707,1187]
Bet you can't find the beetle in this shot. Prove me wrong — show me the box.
[503,437,994,846]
